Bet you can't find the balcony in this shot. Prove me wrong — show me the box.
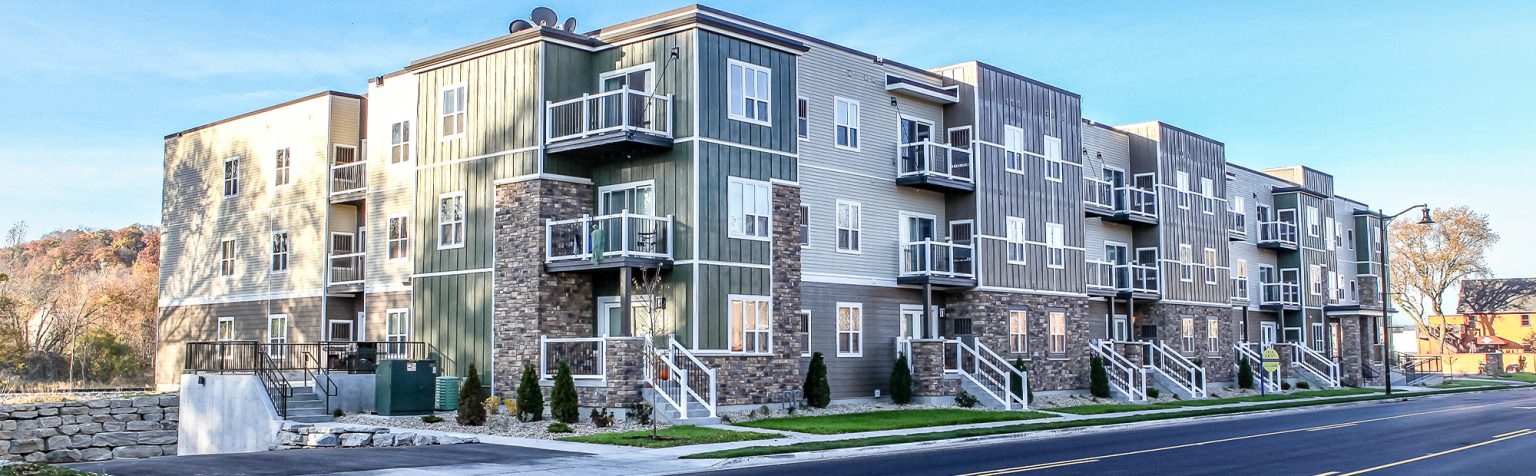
[545,88,672,158]
[1257,220,1299,251]
[1259,281,1301,310]
[1232,277,1250,302]
[545,210,674,273]
[1085,260,1160,299]
[1083,180,1158,226]
[330,160,366,204]
[896,141,974,192]
[897,241,976,288]
[327,252,364,293]
[1228,211,1248,241]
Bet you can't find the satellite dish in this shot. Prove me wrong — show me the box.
[530,7,558,27]
[508,19,532,34]
[561,17,577,32]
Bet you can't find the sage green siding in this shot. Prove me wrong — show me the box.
[591,143,696,260]
[696,264,773,350]
[697,141,794,265]
[696,31,797,151]
[414,44,542,169]
[414,272,491,376]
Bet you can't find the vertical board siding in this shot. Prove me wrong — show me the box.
[697,141,793,264]
[591,143,695,261]
[696,31,797,152]
[414,273,491,376]
[1226,165,1288,310]
[1120,123,1229,304]
[696,264,771,350]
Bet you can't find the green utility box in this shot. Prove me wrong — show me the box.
[375,359,438,416]
[435,376,462,411]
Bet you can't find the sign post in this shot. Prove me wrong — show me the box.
[1261,347,1281,396]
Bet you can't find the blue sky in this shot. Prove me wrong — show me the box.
[1,1,1532,277]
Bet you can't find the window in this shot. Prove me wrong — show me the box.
[388,216,409,260]
[267,314,289,357]
[728,177,771,240]
[440,84,466,139]
[1043,135,1063,182]
[728,60,771,124]
[1206,317,1220,354]
[270,232,289,273]
[1045,222,1065,268]
[1522,315,1530,327]
[1006,217,1027,264]
[1310,265,1324,296]
[1329,271,1340,300]
[219,239,236,276]
[1311,323,1325,350]
[1203,248,1218,284]
[1179,244,1194,282]
[1231,196,1246,223]
[386,309,410,352]
[1181,316,1196,352]
[730,295,771,353]
[437,192,465,249]
[1009,310,1028,353]
[223,156,241,197]
[836,303,863,356]
[1048,311,1066,355]
[796,97,809,139]
[800,311,812,357]
[1307,206,1320,237]
[1004,126,1026,172]
[1200,178,1215,214]
[797,204,810,247]
[1235,259,1249,297]
[391,121,412,163]
[1327,218,1338,249]
[1347,229,1355,250]
[274,148,291,186]
[1175,172,1190,209]
[216,317,235,341]
[836,200,861,253]
[834,97,860,149]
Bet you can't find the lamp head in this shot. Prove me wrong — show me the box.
[1416,207,1435,225]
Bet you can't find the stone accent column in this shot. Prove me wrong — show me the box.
[910,339,957,397]
[492,179,595,397]
[1340,317,1363,386]
[574,338,645,408]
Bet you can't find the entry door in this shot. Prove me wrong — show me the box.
[1261,322,1278,347]
[1103,167,1127,209]
[900,215,937,273]
[900,306,930,340]
[1112,315,1130,341]
[899,117,934,173]
[600,66,654,128]
[1106,242,1130,288]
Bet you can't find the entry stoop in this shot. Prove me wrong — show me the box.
[284,385,333,423]
[641,387,721,425]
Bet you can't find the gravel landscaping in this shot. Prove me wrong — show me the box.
[336,411,664,440]
[720,401,962,424]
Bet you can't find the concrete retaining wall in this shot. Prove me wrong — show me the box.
[178,374,281,455]
[0,395,178,463]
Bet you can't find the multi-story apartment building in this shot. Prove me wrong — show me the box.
[159,5,1391,414]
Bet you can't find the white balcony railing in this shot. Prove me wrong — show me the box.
[327,252,364,285]
[1124,186,1157,218]
[1258,220,1298,246]
[1086,260,1158,294]
[1129,263,1159,294]
[331,161,366,195]
[545,87,672,143]
[1261,281,1300,306]
[899,240,974,278]
[1086,260,1118,291]
[897,141,972,183]
[1228,210,1247,236]
[545,210,674,263]
[1084,177,1116,210]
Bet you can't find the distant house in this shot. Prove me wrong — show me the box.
[1419,278,1536,366]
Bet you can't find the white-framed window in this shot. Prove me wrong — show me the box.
[1203,248,1217,284]
[1231,196,1246,223]
[798,204,810,248]
[728,59,771,124]
[800,311,812,357]
[1206,317,1220,354]
[1004,126,1026,172]
[728,177,771,240]
[796,97,809,140]
[385,308,410,353]
[1175,171,1190,209]
[1310,265,1324,296]
[1045,222,1065,268]
[215,316,235,342]
[1006,217,1027,264]
[834,97,860,150]
[1181,316,1195,353]
[273,148,291,187]
[836,200,861,253]
[1371,225,1381,248]
[1307,206,1320,237]
[1200,177,1215,214]
[437,191,465,249]
[1048,311,1067,355]
[1179,243,1194,282]
[391,121,412,164]
[1008,310,1028,353]
[1043,135,1063,182]
[440,84,466,139]
[387,215,409,260]
[729,295,772,353]
[1327,217,1338,250]
[270,231,289,273]
[223,156,241,197]
[836,302,863,357]
[219,238,236,277]
[267,314,289,357]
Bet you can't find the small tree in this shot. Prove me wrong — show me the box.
[516,363,544,422]
[1009,357,1033,403]
[804,352,831,408]
[1237,357,1254,389]
[890,353,913,404]
[456,364,487,426]
[1089,356,1111,398]
[551,361,580,424]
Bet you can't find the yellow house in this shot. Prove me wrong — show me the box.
[1416,278,1536,373]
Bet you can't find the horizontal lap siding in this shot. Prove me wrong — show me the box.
[1083,124,1134,260]
[155,297,324,384]
[363,291,412,342]
[1228,166,1287,310]
[800,282,930,399]
[365,75,419,288]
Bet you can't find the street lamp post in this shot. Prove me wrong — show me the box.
[1379,204,1434,396]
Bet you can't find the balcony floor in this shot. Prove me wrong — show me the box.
[1102,213,1158,227]
[546,256,672,274]
[1256,241,1299,251]
[1259,302,1301,311]
[895,175,975,193]
[546,131,673,158]
[897,275,977,288]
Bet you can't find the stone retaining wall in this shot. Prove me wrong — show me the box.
[275,422,475,449]
[0,395,178,463]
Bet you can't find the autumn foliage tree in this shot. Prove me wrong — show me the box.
[1388,206,1498,353]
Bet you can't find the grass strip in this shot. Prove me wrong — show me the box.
[559,425,782,448]
[735,409,1054,435]
[1050,388,1380,415]
[682,384,1525,459]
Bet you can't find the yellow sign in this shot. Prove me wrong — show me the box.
[1262,348,1280,373]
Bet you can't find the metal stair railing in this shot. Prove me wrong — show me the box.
[950,340,1028,410]
[1235,342,1281,392]
[1146,340,1207,398]
[301,351,338,415]
[253,347,292,419]
[643,337,718,419]
[1089,340,1148,402]
[1295,343,1341,388]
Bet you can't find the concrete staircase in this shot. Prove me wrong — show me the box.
[283,385,333,423]
[642,387,720,425]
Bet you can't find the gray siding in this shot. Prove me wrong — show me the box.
[1119,122,1229,304]
[800,282,935,399]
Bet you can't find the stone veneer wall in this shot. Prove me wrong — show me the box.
[949,291,1092,391]
[910,339,959,396]
[0,395,178,464]
[1339,316,1364,386]
[493,179,596,398]
[573,338,646,408]
[275,422,474,449]
[1137,303,1239,383]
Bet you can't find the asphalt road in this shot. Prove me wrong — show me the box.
[65,441,579,475]
[697,388,1536,476]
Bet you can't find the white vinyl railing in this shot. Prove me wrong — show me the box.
[1085,260,1119,292]
[1129,264,1159,294]
[1235,342,1281,392]
[897,141,973,183]
[1228,209,1247,236]
[1146,340,1207,398]
[1084,177,1116,210]
[1258,220,1298,246]
[644,337,718,419]
[1261,281,1301,306]
[327,252,365,285]
[899,240,974,278]
[950,340,1028,410]
[546,210,674,263]
[545,87,672,143]
[1089,340,1148,402]
[1124,186,1157,218]
[539,336,606,380]
[331,161,366,195]
[1295,343,1341,388]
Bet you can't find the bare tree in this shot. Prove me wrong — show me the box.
[1389,206,1499,353]
[629,265,669,438]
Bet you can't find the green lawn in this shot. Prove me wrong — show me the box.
[1491,373,1536,383]
[1050,388,1380,415]
[1434,379,1499,389]
[559,425,781,448]
[735,409,1054,435]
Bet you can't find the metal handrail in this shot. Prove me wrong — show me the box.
[898,240,974,278]
[301,352,337,414]
[896,140,973,182]
[545,210,675,263]
[254,350,291,418]
[1147,340,1206,398]
[1234,342,1281,392]
[1089,339,1148,402]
